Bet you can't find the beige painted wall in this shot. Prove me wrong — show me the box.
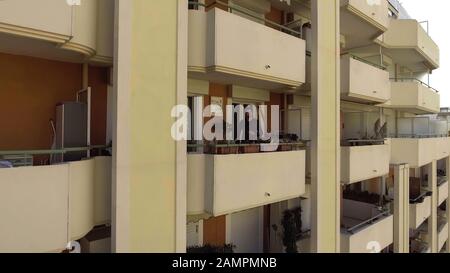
[94,0,115,63]
[341,144,390,184]
[341,199,393,253]
[0,0,114,64]
[380,19,439,69]
[388,81,440,114]
[410,196,431,229]
[0,0,72,42]
[0,157,111,253]
[341,55,390,103]
[390,138,450,168]
[343,0,389,29]
[341,215,394,253]
[188,8,306,87]
[187,151,306,217]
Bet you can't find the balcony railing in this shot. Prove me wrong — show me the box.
[340,142,390,184]
[188,1,306,89]
[187,148,306,216]
[377,19,440,71]
[390,137,450,168]
[393,116,448,139]
[341,54,390,103]
[0,154,112,253]
[344,210,391,235]
[0,145,110,167]
[341,199,394,253]
[390,78,439,94]
[348,54,386,71]
[187,140,307,155]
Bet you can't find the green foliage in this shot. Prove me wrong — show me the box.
[281,207,302,253]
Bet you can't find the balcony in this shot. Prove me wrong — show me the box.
[0,156,111,253]
[438,180,449,207]
[341,199,394,253]
[410,196,431,230]
[384,80,440,114]
[438,219,449,252]
[341,143,390,185]
[377,19,439,71]
[0,0,113,65]
[340,0,389,49]
[187,148,306,217]
[341,55,391,103]
[188,8,306,90]
[390,138,450,168]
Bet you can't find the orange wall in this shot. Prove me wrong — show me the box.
[203,216,226,246]
[265,6,284,28]
[0,53,108,151]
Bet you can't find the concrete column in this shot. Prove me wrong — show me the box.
[393,164,409,253]
[310,0,340,253]
[112,0,187,252]
[427,160,438,253]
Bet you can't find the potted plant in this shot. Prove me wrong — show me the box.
[281,207,303,253]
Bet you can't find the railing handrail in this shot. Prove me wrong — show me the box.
[0,145,109,156]
[392,134,449,139]
[345,54,387,71]
[188,141,307,148]
[410,191,432,204]
[390,77,440,93]
[346,210,390,234]
[188,1,303,38]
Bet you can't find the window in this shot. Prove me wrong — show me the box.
[188,0,199,10]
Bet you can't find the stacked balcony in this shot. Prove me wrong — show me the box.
[188,7,306,90]
[188,147,306,217]
[438,217,449,252]
[341,143,390,185]
[0,156,111,253]
[410,196,432,230]
[341,199,394,253]
[340,0,390,49]
[0,0,113,65]
[377,19,439,71]
[341,54,391,104]
[385,80,440,115]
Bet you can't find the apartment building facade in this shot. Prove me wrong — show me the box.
[0,0,448,254]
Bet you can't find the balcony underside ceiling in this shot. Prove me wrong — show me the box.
[0,32,86,64]
[381,105,439,115]
[341,8,385,50]
[188,70,302,92]
[378,46,436,73]
[349,44,434,73]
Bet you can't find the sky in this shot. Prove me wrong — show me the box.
[401,0,450,107]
